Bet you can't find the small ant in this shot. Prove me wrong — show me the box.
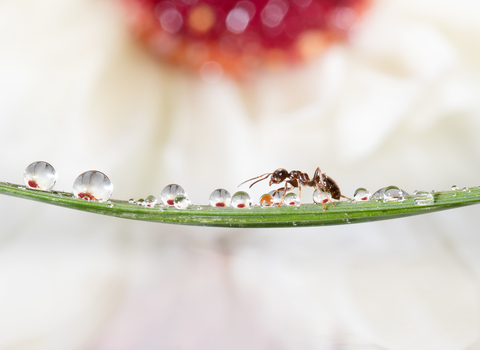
[239,167,348,209]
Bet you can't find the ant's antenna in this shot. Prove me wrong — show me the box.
[238,173,272,188]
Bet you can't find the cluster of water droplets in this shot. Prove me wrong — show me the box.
[23,161,113,202]
[22,161,469,210]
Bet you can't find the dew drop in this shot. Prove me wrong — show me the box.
[371,187,386,200]
[161,184,185,206]
[174,194,191,209]
[145,195,157,207]
[209,188,232,207]
[136,198,146,206]
[284,192,299,206]
[23,161,57,190]
[413,191,434,206]
[107,203,114,208]
[353,187,370,202]
[128,198,136,204]
[451,185,459,191]
[313,189,330,204]
[383,186,408,202]
[270,190,285,206]
[231,191,252,209]
[73,171,113,202]
[259,193,274,207]
[462,187,470,193]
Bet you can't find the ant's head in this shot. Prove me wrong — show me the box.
[270,168,288,185]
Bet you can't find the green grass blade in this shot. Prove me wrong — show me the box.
[0,181,479,228]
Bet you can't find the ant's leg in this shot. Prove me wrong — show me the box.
[279,182,290,207]
[317,168,336,207]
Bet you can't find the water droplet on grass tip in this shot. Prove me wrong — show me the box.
[231,191,252,208]
[73,171,113,202]
[413,191,434,206]
[145,195,157,207]
[353,188,370,202]
[313,189,331,204]
[23,161,57,190]
[383,186,406,202]
[174,194,191,209]
[209,189,231,207]
[259,193,274,207]
[161,184,185,206]
[270,190,285,206]
[284,192,300,206]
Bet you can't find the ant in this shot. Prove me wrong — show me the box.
[239,167,348,209]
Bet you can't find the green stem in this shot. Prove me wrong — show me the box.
[0,182,478,228]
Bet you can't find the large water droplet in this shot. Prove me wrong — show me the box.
[260,193,274,207]
[161,184,185,206]
[23,161,57,190]
[413,191,434,206]
[209,188,231,207]
[383,186,408,202]
[174,194,191,209]
[353,188,370,202]
[145,195,157,207]
[73,171,113,202]
[231,191,252,208]
[313,189,330,204]
[283,192,299,206]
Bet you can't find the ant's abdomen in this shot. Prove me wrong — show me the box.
[325,176,342,200]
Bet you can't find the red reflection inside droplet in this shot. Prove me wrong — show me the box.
[28,180,39,188]
[78,192,97,201]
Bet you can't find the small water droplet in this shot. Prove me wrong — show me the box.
[451,185,459,191]
[313,189,331,204]
[23,161,57,190]
[174,194,191,209]
[18,186,26,190]
[353,187,370,202]
[161,184,185,206]
[73,170,113,202]
[107,203,114,208]
[284,192,300,206]
[413,191,434,206]
[145,195,157,207]
[383,186,408,202]
[209,188,232,207]
[136,198,146,206]
[128,198,136,204]
[231,191,252,209]
[462,187,470,193]
[259,193,274,207]
[269,190,285,206]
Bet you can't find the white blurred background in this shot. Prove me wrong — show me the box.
[1,0,480,349]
